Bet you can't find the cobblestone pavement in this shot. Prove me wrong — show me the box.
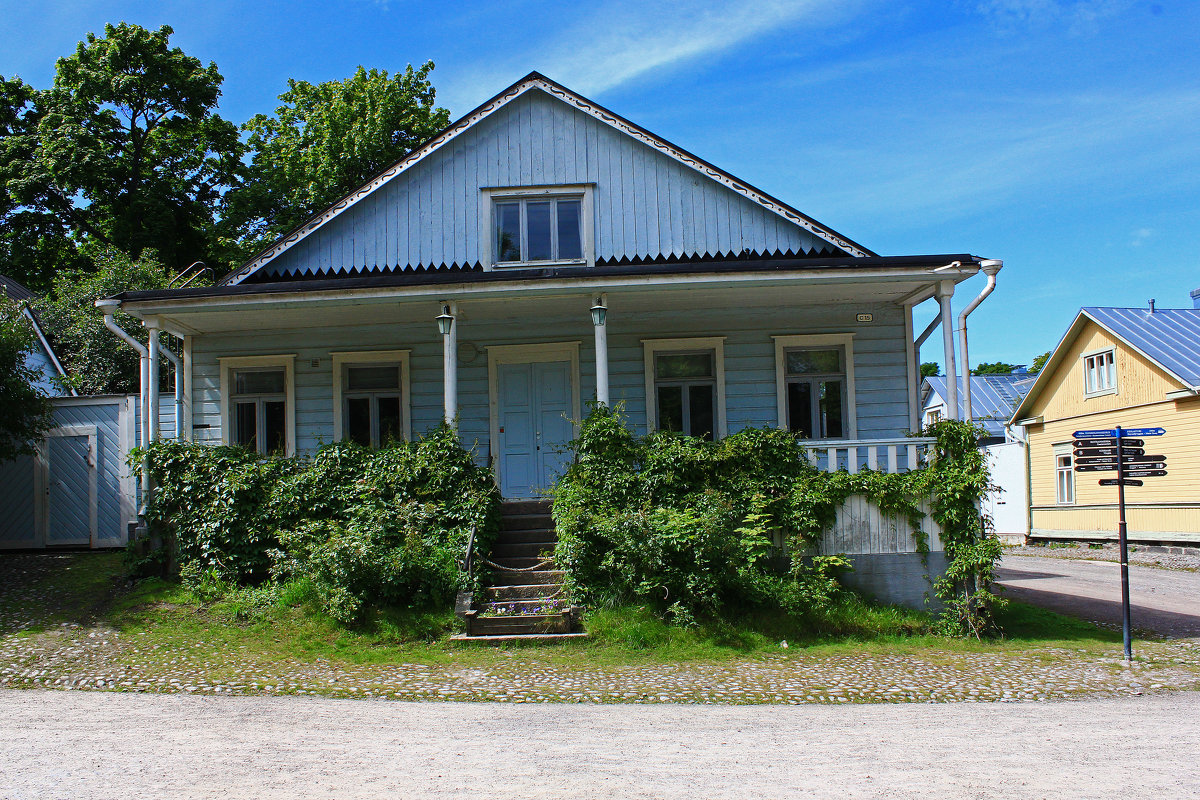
[1006,542,1200,572]
[3,553,1200,705]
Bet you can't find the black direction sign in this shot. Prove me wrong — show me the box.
[1124,469,1167,478]
[1075,454,1150,464]
[1074,447,1144,457]
[1075,464,1118,472]
[1074,438,1118,448]
[1100,478,1143,487]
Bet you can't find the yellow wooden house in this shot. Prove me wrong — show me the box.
[1010,301,1200,544]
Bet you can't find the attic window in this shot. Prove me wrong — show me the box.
[482,185,593,268]
[1082,348,1117,397]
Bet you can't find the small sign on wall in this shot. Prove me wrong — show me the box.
[856,312,873,323]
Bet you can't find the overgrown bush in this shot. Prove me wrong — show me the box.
[554,405,1001,634]
[139,424,500,623]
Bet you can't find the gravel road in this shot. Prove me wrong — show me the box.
[997,554,1200,637]
[1,690,1197,799]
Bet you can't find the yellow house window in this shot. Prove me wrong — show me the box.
[1054,445,1075,505]
[1082,348,1117,397]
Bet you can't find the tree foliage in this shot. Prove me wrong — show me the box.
[1,23,243,287]
[0,297,53,462]
[222,62,449,263]
[920,361,940,378]
[37,246,175,395]
[971,362,1016,375]
[1030,351,1051,374]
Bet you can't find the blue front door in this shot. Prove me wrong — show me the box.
[497,360,573,498]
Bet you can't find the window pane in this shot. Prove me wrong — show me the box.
[819,380,844,438]
[377,396,402,444]
[657,385,684,432]
[526,201,552,261]
[346,397,371,446]
[234,368,285,395]
[496,202,521,262]
[688,384,715,441]
[347,365,400,391]
[787,382,814,438]
[556,200,582,259]
[786,349,841,375]
[655,352,713,379]
[234,401,257,449]
[264,401,286,455]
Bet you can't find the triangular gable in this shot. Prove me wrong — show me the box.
[222,72,873,286]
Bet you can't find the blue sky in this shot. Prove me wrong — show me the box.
[3,0,1198,369]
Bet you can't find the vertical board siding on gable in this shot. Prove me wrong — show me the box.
[260,91,834,278]
[187,303,909,458]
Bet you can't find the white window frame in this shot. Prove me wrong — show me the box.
[1054,443,1075,505]
[643,337,727,438]
[219,355,296,456]
[1081,347,1118,398]
[331,350,412,445]
[773,334,858,439]
[480,184,595,269]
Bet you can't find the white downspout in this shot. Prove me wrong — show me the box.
[96,299,150,508]
[146,322,161,446]
[935,280,959,421]
[957,260,1004,423]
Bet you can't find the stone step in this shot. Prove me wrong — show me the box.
[501,500,552,516]
[485,583,565,601]
[490,541,556,559]
[467,613,572,636]
[500,512,555,532]
[491,528,558,545]
[450,632,589,644]
[485,569,565,587]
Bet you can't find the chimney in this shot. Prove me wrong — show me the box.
[1149,299,1156,313]
[1192,287,1200,309]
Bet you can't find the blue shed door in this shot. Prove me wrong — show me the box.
[46,434,93,546]
[497,360,572,498]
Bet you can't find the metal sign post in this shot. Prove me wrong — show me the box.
[1071,425,1166,664]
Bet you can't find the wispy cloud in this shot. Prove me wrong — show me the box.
[973,0,1137,35]
[1130,227,1155,247]
[441,0,863,110]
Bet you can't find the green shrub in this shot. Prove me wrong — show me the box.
[139,423,500,623]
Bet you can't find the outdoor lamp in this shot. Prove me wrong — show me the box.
[590,299,607,327]
[436,304,454,335]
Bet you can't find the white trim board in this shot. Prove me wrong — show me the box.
[642,337,727,438]
[330,350,413,443]
[220,74,870,285]
[218,355,297,456]
[772,333,858,439]
[486,341,582,490]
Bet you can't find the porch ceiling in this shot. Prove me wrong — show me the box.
[131,277,943,335]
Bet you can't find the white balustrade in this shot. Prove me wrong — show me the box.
[802,437,936,474]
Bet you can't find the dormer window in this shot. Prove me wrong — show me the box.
[482,185,594,268]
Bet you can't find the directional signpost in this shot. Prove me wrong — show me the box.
[1072,425,1167,662]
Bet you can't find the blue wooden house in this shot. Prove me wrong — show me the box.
[105,72,994,507]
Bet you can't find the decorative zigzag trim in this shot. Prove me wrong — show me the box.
[224,75,869,286]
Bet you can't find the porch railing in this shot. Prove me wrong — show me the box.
[802,437,936,474]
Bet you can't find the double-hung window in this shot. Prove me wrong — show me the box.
[332,351,411,447]
[1082,349,1117,396]
[483,186,593,267]
[1054,445,1075,505]
[643,337,726,440]
[231,368,287,455]
[774,334,857,439]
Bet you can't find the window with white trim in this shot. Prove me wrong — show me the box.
[231,368,287,455]
[783,347,847,439]
[1054,444,1075,505]
[482,185,593,268]
[643,337,727,439]
[1082,348,1117,396]
[331,351,411,447]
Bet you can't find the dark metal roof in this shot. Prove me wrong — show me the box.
[1084,306,1200,388]
[0,274,37,303]
[924,374,1036,437]
[116,253,985,303]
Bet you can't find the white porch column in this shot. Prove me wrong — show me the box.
[146,322,161,443]
[591,293,609,406]
[438,301,458,426]
[936,280,959,421]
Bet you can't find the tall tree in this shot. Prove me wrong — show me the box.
[1030,351,1052,374]
[2,23,243,279]
[920,362,940,378]
[0,296,53,462]
[222,62,449,263]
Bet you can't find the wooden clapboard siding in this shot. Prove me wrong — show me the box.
[188,299,912,457]
[814,496,941,556]
[260,90,834,279]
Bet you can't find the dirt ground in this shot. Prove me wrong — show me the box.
[1,689,1198,799]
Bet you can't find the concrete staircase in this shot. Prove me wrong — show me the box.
[455,500,585,642]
